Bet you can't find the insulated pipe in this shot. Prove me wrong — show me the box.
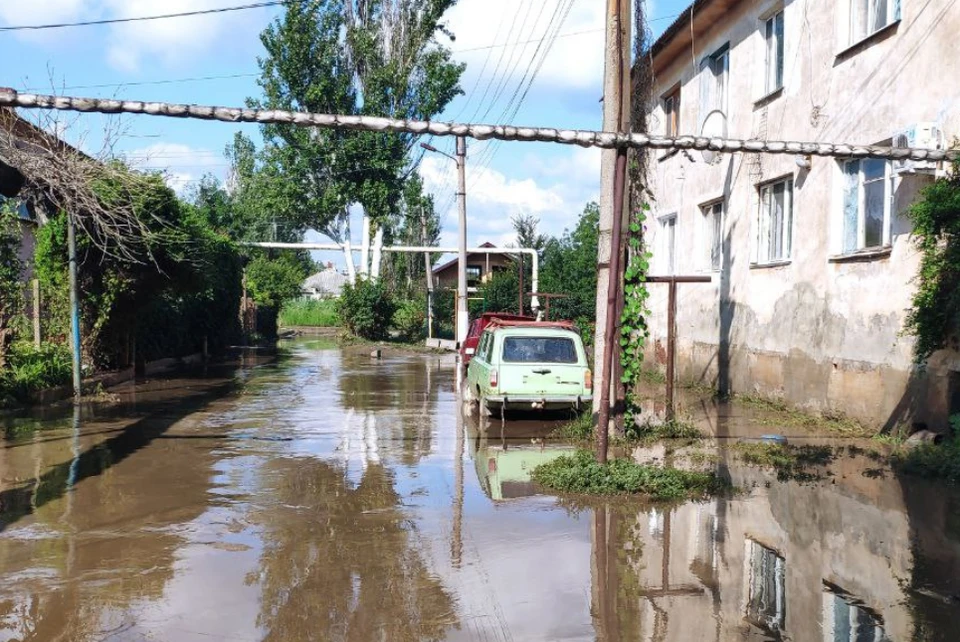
[247,242,541,309]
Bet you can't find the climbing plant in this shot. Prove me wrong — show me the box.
[905,159,960,361]
[0,201,23,368]
[619,202,652,392]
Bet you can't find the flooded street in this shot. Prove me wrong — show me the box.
[1,339,959,641]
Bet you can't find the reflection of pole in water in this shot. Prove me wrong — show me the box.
[591,505,621,642]
[451,409,464,569]
[62,404,82,580]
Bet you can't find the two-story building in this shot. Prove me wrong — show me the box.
[643,0,960,429]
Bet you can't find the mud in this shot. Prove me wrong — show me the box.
[0,339,957,641]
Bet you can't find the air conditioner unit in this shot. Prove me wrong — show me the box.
[892,123,943,174]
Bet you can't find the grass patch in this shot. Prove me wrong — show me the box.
[552,412,594,441]
[531,450,726,501]
[278,298,340,328]
[626,417,703,444]
[731,442,837,482]
[734,392,868,436]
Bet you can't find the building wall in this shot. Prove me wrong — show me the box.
[644,0,960,429]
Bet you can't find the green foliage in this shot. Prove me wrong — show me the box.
[246,253,308,309]
[732,442,837,482]
[338,279,395,340]
[478,268,521,314]
[539,202,600,328]
[0,341,71,406]
[625,418,703,443]
[905,161,960,361]
[0,201,23,366]
[392,296,426,341]
[279,299,340,327]
[551,412,594,441]
[531,450,725,500]
[620,203,652,392]
[895,415,960,484]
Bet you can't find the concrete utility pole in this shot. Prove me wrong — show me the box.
[594,0,632,461]
[455,135,468,347]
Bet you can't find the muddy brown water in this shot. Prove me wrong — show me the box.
[0,339,958,641]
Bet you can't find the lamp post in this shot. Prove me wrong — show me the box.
[421,137,468,348]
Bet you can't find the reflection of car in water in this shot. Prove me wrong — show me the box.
[470,430,573,501]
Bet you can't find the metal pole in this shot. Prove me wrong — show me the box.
[31,278,40,348]
[455,135,469,347]
[518,253,524,315]
[421,208,434,339]
[666,280,677,421]
[596,148,628,463]
[67,213,81,399]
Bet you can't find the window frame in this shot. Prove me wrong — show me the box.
[662,85,681,137]
[659,213,678,275]
[700,200,725,273]
[763,10,785,96]
[839,157,894,255]
[848,0,901,46]
[754,176,794,266]
[699,43,730,130]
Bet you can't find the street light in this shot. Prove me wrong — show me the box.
[421,137,469,350]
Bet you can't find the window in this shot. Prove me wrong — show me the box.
[756,178,793,264]
[745,541,785,633]
[699,44,730,128]
[662,86,681,137]
[701,201,724,271]
[764,11,785,94]
[660,215,677,274]
[466,264,482,286]
[850,0,901,44]
[502,336,578,364]
[822,586,890,642]
[841,158,893,253]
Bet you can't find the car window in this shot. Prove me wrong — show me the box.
[501,336,578,364]
[483,332,495,362]
[476,332,488,361]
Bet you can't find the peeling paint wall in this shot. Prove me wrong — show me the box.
[643,0,960,430]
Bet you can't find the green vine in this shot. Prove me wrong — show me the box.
[905,159,960,361]
[620,201,652,404]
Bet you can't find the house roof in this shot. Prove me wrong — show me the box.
[431,242,504,275]
[647,0,745,73]
[303,267,349,295]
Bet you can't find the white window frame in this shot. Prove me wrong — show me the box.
[764,10,785,95]
[659,214,678,275]
[755,177,794,265]
[700,200,724,272]
[699,44,730,130]
[849,0,901,45]
[839,158,894,254]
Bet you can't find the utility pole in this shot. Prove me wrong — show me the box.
[67,212,81,399]
[455,135,469,348]
[594,0,632,462]
[421,208,434,339]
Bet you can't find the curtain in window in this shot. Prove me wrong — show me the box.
[843,161,860,253]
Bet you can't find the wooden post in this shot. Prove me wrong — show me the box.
[666,280,677,421]
[31,278,40,348]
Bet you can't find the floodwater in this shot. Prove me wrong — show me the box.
[0,339,958,641]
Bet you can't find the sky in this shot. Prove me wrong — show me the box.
[0,0,689,268]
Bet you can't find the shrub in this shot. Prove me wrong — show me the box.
[531,449,725,500]
[338,279,395,340]
[0,341,72,406]
[279,299,340,327]
[392,297,426,341]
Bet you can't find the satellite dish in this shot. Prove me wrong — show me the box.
[700,110,728,164]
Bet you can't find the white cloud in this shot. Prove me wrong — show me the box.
[125,142,226,193]
[0,0,88,28]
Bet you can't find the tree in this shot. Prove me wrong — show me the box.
[512,213,548,256]
[0,202,22,367]
[540,202,600,326]
[250,0,464,277]
[384,172,441,295]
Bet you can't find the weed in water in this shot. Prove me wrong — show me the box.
[732,442,837,482]
[733,393,868,437]
[552,412,594,441]
[626,418,703,444]
[531,450,726,501]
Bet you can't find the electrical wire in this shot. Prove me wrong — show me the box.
[0,0,297,32]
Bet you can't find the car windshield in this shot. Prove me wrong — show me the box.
[501,336,578,364]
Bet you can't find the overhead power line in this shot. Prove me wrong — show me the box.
[2,90,944,162]
[0,0,294,32]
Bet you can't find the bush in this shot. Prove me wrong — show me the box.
[0,341,72,406]
[279,299,340,327]
[392,297,426,341]
[895,416,960,484]
[338,279,395,340]
[531,449,725,500]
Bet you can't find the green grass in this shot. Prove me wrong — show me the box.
[552,412,594,441]
[625,417,703,444]
[278,298,340,328]
[734,392,869,436]
[895,441,960,484]
[0,341,72,408]
[731,442,837,482]
[531,449,727,500]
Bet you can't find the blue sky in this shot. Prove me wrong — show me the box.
[0,0,688,266]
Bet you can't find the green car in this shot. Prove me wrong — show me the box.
[463,321,592,415]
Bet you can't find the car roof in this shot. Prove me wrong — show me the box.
[484,325,581,337]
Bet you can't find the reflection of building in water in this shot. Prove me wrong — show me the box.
[592,455,960,642]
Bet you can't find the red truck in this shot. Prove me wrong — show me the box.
[460,312,534,365]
